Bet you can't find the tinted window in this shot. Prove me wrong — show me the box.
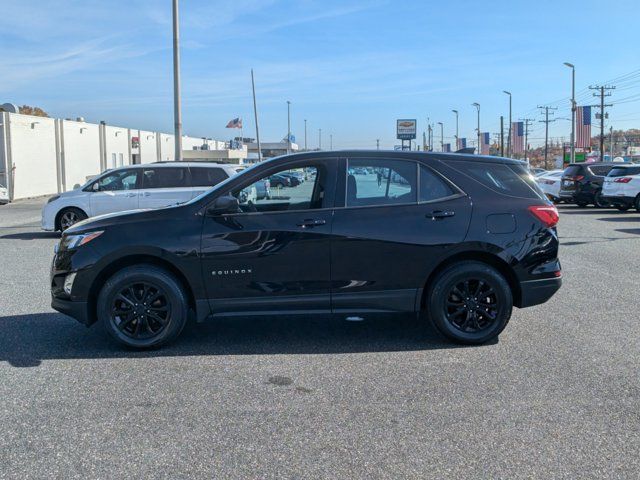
[232,165,323,213]
[420,165,456,202]
[142,167,189,189]
[347,158,417,207]
[608,166,640,177]
[589,165,614,176]
[190,167,229,187]
[96,169,138,191]
[454,162,545,200]
[563,165,584,176]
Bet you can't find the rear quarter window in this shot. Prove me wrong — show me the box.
[190,167,230,187]
[450,161,546,200]
[563,165,584,176]
[608,166,640,177]
[588,165,614,176]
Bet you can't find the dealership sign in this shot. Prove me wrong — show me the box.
[396,119,417,140]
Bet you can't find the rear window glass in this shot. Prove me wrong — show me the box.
[588,165,614,176]
[142,167,189,189]
[190,167,229,187]
[451,162,545,200]
[563,165,584,176]
[608,166,640,177]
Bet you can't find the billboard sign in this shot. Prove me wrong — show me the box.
[397,119,417,140]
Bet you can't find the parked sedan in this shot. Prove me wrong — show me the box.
[536,170,564,203]
[50,150,561,349]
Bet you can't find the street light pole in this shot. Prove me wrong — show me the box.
[376,139,380,150]
[286,100,291,155]
[451,109,459,148]
[472,103,480,154]
[564,62,576,163]
[318,128,322,150]
[437,122,444,152]
[251,69,262,162]
[172,0,183,161]
[503,91,511,157]
[304,119,307,151]
[330,134,333,150]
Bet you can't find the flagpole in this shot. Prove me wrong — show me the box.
[251,69,262,162]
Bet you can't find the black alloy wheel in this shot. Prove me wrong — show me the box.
[110,282,171,340]
[444,279,499,334]
[635,195,640,212]
[98,265,188,348]
[427,261,512,344]
[594,191,609,208]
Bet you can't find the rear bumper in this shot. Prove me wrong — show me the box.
[51,296,90,326]
[601,195,634,207]
[518,277,562,308]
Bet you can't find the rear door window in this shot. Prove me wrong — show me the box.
[190,167,230,187]
[451,161,546,200]
[142,167,189,189]
[346,158,417,207]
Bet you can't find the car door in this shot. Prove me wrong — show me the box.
[138,166,192,209]
[89,168,140,217]
[200,159,337,316]
[330,157,472,313]
[189,166,231,198]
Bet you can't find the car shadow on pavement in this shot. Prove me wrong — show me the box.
[0,312,486,367]
[616,228,640,235]
[596,216,640,223]
[0,231,59,240]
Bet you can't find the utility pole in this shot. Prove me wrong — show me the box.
[500,116,504,156]
[520,118,534,163]
[564,62,576,163]
[609,126,614,158]
[428,124,433,151]
[590,84,615,161]
[172,0,183,161]
[472,103,480,154]
[437,122,444,152]
[286,100,291,155]
[452,110,459,148]
[376,139,380,150]
[318,128,322,150]
[251,69,262,162]
[330,134,333,150]
[304,119,307,151]
[503,91,512,157]
[538,106,557,170]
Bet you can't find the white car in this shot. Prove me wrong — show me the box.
[0,183,8,204]
[601,164,640,212]
[42,162,241,231]
[535,170,564,203]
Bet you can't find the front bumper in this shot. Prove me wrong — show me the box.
[519,277,562,308]
[51,296,90,325]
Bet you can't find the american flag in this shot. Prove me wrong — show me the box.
[443,143,451,153]
[226,117,243,129]
[511,121,524,154]
[576,106,591,148]
[481,132,491,155]
[456,138,467,150]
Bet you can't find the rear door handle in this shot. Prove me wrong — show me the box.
[427,210,455,220]
[297,219,326,228]
[143,192,151,197]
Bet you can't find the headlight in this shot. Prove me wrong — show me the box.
[60,231,104,250]
[47,195,61,204]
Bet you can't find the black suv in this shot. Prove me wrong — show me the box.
[51,151,561,348]
[559,162,616,207]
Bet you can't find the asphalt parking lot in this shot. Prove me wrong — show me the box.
[1,198,639,479]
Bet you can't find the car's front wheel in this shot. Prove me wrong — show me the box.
[97,265,188,349]
[57,207,87,231]
[427,261,513,344]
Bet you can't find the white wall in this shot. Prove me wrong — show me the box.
[61,120,101,189]
[158,133,175,161]
[5,113,58,199]
[104,125,130,169]
[138,130,158,164]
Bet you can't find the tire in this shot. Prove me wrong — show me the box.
[426,261,513,345]
[594,191,609,208]
[57,207,87,231]
[635,195,640,212]
[617,205,630,212]
[97,265,189,349]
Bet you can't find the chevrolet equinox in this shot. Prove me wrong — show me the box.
[51,151,562,348]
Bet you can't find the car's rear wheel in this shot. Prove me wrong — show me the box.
[617,205,630,212]
[635,194,640,212]
[427,261,512,344]
[57,207,87,231]
[97,265,188,349]
[594,191,609,208]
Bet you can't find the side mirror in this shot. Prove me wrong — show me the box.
[207,195,239,216]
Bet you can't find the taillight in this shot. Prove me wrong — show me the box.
[614,177,632,183]
[528,205,559,228]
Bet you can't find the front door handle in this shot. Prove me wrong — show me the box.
[427,210,455,220]
[143,192,151,197]
[297,219,327,228]
[125,192,137,197]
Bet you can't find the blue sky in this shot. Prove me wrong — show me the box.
[1,0,639,149]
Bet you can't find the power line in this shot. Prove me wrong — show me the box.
[538,106,557,169]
